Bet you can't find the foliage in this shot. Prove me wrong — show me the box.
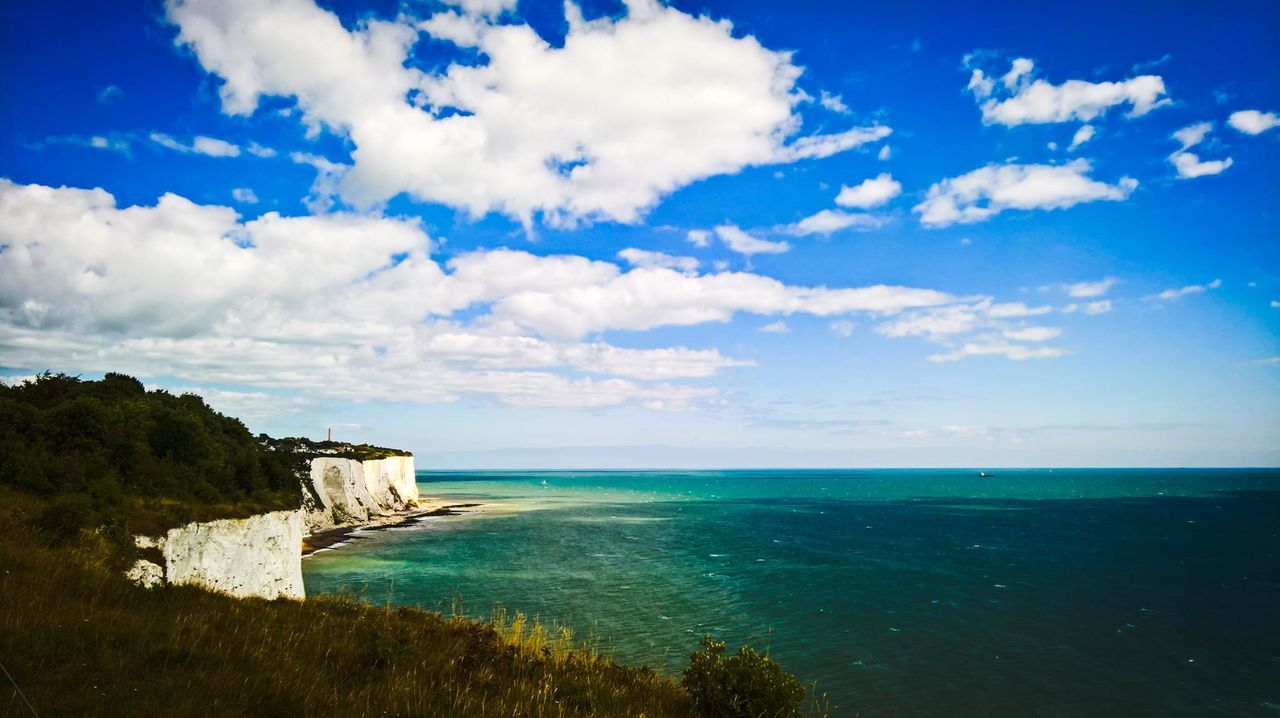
[682,635,807,718]
[0,372,305,531]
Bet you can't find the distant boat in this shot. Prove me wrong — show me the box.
[979,471,992,478]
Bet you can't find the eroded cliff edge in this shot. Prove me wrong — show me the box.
[302,455,419,532]
[130,454,418,599]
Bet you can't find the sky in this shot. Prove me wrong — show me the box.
[1,0,1278,467]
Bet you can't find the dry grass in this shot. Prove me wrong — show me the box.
[0,493,693,718]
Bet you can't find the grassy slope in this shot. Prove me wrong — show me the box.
[0,491,692,718]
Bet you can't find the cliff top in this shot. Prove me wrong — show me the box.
[0,372,409,533]
[258,435,412,461]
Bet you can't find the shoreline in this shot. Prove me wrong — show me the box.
[302,503,482,557]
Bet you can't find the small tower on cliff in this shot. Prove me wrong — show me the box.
[327,426,332,442]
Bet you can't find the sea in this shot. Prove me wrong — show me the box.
[302,469,1280,716]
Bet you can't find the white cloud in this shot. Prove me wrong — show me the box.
[785,209,882,236]
[1002,326,1061,342]
[1068,124,1095,151]
[1244,356,1280,366]
[439,0,517,17]
[829,320,854,337]
[967,69,994,100]
[914,160,1137,227]
[97,85,124,104]
[1173,122,1212,150]
[1272,300,1280,309]
[759,320,789,334]
[835,173,901,209]
[88,136,131,154]
[1001,57,1034,89]
[0,179,758,409]
[819,91,849,114]
[875,298,1067,362]
[1171,152,1233,179]
[1066,277,1119,298]
[617,248,699,273]
[4,180,1010,408]
[967,57,1168,126]
[192,136,240,157]
[1062,300,1113,315]
[232,187,259,203]
[1169,122,1232,179]
[246,141,277,158]
[1145,279,1221,301]
[714,225,790,256]
[987,302,1054,318]
[1227,110,1280,135]
[877,145,891,161]
[686,229,711,248]
[290,152,348,212]
[928,341,1067,362]
[167,0,889,225]
[150,132,241,157]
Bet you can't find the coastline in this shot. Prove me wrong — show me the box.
[302,503,482,557]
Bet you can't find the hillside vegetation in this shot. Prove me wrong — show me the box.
[0,373,412,535]
[0,373,820,717]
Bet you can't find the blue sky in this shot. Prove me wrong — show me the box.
[1,0,1277,467]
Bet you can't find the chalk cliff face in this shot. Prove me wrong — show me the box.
[126,455,416,599]
[302,456,418,531]
[162,510,305,600]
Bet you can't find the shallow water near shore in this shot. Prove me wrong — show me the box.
[303,469,1280,716]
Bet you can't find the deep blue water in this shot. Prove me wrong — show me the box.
[303,469,1280,716]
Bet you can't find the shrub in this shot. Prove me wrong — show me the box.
[37,493,96,544]
[682,634,806,718]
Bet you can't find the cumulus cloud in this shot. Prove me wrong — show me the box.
[617,248,699,273]
[966,57,1168,126]
[686,229,711,248]
[1062,300,1113,315]
[1227,110,1280,135]
[1068,124,1095,151]
[914,160,1137,227]
[928,341,1067,362]
[246,141,277,158]
[1171,153,1233,179]
[1169,122,1232,179]
[1066,277,1119,298]
[819,91,849,113]
[714,225,790,257]
[834,173,901,209]
[439,0,517,17]
[874,297,1070,362]
[759,320,789,334]
[784,209,883,236]
[3,180,1014,408]
[829,320,854,337]
[1173,122,1213,150]
[150,132,241,157]
[166,0,889,225]
[1002,326,1061,342]
[232,187,259,203]
[1145,279,1221,301]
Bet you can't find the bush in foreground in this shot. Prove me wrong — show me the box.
[682,634,807,718]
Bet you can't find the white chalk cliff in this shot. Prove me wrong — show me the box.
[302,456,419,531]
[129,455,418,600]
[163,510,305,600]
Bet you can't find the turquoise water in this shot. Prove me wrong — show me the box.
[303,469,1280,715]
